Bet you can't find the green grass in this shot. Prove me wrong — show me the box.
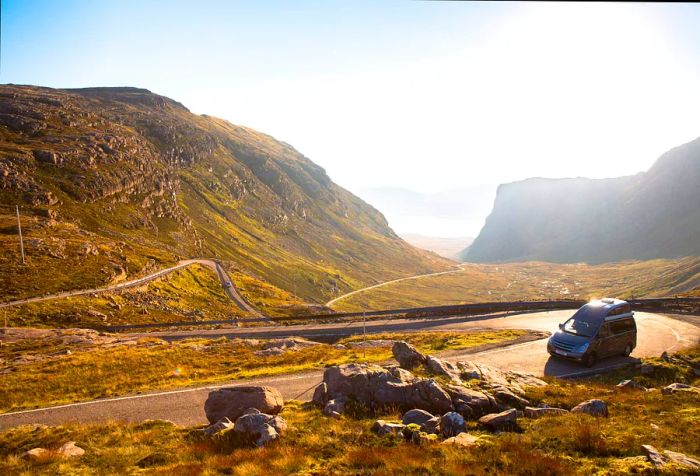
[1,346,698,475]
[331,258,700,311]
[0,329,531,413]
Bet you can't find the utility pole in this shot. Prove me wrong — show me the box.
[16,205,25,265]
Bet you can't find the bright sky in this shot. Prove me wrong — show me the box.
[3,1,700,236]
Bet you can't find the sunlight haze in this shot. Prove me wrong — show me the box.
[4,0,700,236]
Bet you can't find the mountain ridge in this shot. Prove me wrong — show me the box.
[463,137,700,263]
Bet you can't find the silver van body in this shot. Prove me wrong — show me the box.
[547,298,637,367]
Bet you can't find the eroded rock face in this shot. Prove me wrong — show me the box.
[204,386,283,424]
[571,399,608,417]
[445,385,498,417]
[319,363,453,415]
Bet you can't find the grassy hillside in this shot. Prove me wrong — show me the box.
[331,257,700,311]
[0,85,448,309]
[465,137,700,263]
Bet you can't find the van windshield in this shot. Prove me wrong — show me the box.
[562,306,603,337]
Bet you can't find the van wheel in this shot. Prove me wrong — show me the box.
[622,344,632,357]
[583,353,597,368]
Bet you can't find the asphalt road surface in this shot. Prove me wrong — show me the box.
[0,310,697,429]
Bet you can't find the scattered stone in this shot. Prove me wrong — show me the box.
[202,417,234,437]
[22,447,50,461]
[443,432,479,447]
[392,341,426,370]
[371,420,405,436]
[571,399,608,417]
[524,406,569,418]
[204,386,283,424]
[478,408,518,431]
[661,383,700,395]
[494,388,530,409]
[312,382,329,406]
[402,409,435,427]
[616,380,647,391]
[234,411,287,447]
[440,412,466,437]
[57,441,85,458]
[642,444,700,470]
[323,397,347,417]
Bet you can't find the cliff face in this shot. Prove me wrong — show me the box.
[463,137,700,263]
[0,85,447,301]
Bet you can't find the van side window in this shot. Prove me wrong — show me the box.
[598,323,610,337]
[610,318,635,334]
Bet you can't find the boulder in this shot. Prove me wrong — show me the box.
[371,420,405,436]
[478,408,518,431]
[320,363,453,414]
[402,409,435,427]
[204,386,283,424]
[234,412,287,447]
[661,383,700,395]
[493,388,530,409]
[441,412,466,437]
[312,382,329,406]
[571,399,608,417]
[392,341,426,369]
[443,432,479,447]
[323,397,347,417]
[202,417,235,437]
[426,355,462,383]
[22,448,50,461]
[642,444,700,470]
[446,385,498,418]
[57,441,85,458]
[524,406,569,418]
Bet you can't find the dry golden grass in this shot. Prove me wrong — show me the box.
[0,329,530,413]
[331,258,700,311]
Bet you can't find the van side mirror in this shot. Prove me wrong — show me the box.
[558,323,563,330]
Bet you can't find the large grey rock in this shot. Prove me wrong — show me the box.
[320,363,453,414]
[478,408,518,431]
[392,341,426,369]
[493,388,530,409]
[571,399,608,417]
[524,406,569,418]
[446,385,498,417]
[441,412,466,437]
[234,412,287,447]
[204,386,283,424]
[402,409,435,427]
[426,355,462,383]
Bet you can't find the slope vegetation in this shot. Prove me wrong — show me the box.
[0,85,448,307]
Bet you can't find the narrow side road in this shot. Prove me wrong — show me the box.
[0,259,265,319]
[326,264,465,307]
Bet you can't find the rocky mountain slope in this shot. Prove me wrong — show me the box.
[463,137,700,263]
[0,85,447,302]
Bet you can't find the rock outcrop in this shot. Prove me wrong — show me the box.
[204,386,283,424]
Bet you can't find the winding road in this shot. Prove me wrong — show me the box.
[0,309,697,429]
[0,259,266,319]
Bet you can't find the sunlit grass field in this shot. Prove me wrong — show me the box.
[0,329,531,413]
[2,346,698,475]
[331,257,700,312]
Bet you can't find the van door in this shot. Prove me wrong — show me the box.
[610,318,636,355]
[596,323,613,357]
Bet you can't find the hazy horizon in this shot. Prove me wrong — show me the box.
[4,0,700,236]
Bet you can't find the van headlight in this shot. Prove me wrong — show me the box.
[574,343,589,354]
